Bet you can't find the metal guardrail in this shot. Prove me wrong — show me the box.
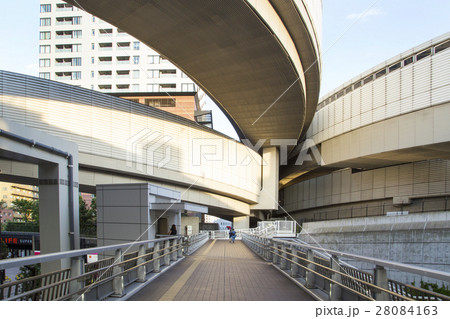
[0,235,209,301]
[242,233,450,301]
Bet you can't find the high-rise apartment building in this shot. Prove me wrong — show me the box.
[38,0,211,125]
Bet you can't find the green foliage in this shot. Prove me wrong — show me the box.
[1,241,8,259]
[412,280,450,297]
[79,195,97,237]
[4,222,39,232]
[11,199,39,223]
[15,264,41,292]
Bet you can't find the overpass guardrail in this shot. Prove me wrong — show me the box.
[242,233,450,301]
[0,233,207,301]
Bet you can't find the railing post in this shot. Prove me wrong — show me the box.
[305,249,315,288]
[272,242,278,265]
[280,244,287,270]
[153,242,160,273]
[69,256,85,301]
[291,246,299,277]
[137,244,147,283]
[177,238,183,258]
[374,265,389,301]
[330,255,342,301]
[267,239,273,261]
[171,239,177,261]
[112,249,125,297]
[164,240,171,266]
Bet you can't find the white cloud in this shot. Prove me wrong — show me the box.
[346,8,383,21]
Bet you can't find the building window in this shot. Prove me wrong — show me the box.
[39,59,51,67]
[133,41,140,50]
[133,56,140,64]
[39,72,50,79]
[181,83,195,92]
[147,69,159,78]
[144,98,176,107]
[73,16,82,25]
[91,57,95,64]
[72,71,81,80]
[73,30,82,38]
[72,44,82,52]
[92,16,95,22]
[40,31,51,40]
[72,58,82,66]
[40,4,51,13]
[147,84,159,92]
[92,29,95,36]
[181,72,188,78]
[91,71,94,78]
[92,43,95,50]
[132,70,140,79]
[148,55,159,64]
[40,18,51,27]
[39,45,51,54]
[132,84,140,92]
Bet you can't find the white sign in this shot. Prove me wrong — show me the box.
[186,225,192,236]
[386,211,409,216]
[87,253,98,263]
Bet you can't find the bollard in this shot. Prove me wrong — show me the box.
[153,242,161,273]
[305,249,316,288]
[137,245,147,283]
[280,244,287,269]
[374,265,389,301]
[164,240,171,266]
[330,255,342,301]
[291,246,299,277]
[69,256,85,301]
[112,249,125,297]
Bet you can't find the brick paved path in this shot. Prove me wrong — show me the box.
[129,239,314,301]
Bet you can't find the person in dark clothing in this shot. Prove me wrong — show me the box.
[168,224,177,235]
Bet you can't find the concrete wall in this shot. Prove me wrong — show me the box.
[284,159,450,219]
[181,216,200,236]
[299,212,450,285]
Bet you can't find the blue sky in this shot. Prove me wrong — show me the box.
[0,1,449,138]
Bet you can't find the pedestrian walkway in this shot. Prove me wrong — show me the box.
[129,239,314,301]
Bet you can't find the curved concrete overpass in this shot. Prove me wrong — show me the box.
[64,0,322,146]
[281,33,450,187]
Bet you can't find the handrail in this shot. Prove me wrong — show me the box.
[0,236,180,271]
[242,233,450,301]
[272,238,450,283]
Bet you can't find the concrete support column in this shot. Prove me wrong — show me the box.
[233,216,249,230]
[137,245,147,283]
[251,147,279,210]
[330,255,342,301]
[374,265,389,301]
[69,257,84,301]
[291,246,299,277]
[39,162,79,273]
[164,240,171,266]
[112,249,125,297]
[305,249,316,288]
[153,242,160,272]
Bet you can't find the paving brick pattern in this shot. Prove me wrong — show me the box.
[129,240,314,301]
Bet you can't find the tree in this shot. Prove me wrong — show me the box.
[11,199,39,223]
[79,196,96,237]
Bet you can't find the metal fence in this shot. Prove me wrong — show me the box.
[0,234,207,301]
[242,233,450,301]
